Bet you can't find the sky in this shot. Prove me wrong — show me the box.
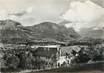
[0,0,104,31]
[0,0,70,26]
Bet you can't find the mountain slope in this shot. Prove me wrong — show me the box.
[0,19,32,44]
[79,28,104,39]
[0,20,80,44]
[26,22,80,41]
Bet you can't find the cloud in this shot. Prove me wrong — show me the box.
[62,0,104,31]
[62,0,104,22]
[26,7,33,13]
[0,6,35,26]
[8,7,33,17]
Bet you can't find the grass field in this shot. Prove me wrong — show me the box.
[1,61,104,73]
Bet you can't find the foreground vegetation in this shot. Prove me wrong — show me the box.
[0,41,104,72]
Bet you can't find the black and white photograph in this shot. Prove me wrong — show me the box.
[0,0,104,73]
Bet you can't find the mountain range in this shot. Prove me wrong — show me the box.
[0,19,80,44]
[79,28,104,39]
